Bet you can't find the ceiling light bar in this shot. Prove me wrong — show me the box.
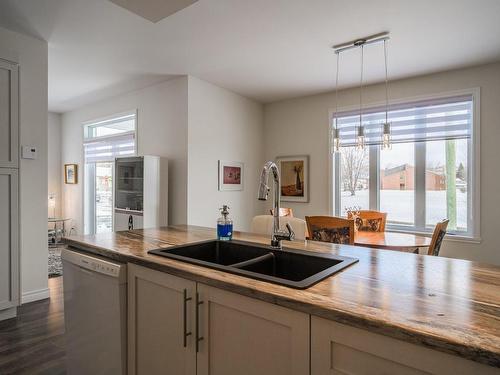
[332,32,390,54]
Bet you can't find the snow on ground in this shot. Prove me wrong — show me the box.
[341,189,467,230]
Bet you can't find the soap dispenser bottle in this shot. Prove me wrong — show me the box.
[217,205,233,241]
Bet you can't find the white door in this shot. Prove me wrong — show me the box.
[196,284,310,375]
[0,59,18,169]
[0,168,19,310]
[128,264,196,375]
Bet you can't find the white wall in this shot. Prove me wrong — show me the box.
[0,26,49,302]
[264,63,500,266]
[61,75,265,234]
[48,112,61,218]
[61,77,189,233]
[187,76,265,231]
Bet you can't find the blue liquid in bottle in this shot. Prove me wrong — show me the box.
[217,223,233,241]
[217,205,233,241]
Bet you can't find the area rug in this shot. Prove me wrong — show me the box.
[48,246,64,278]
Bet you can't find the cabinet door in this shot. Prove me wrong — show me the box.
[128,264,196,375]
[114,211,143,231]
[0,60,19,168]
[0,168,19,310]
[311,316,498,375]
[196,284,309,375]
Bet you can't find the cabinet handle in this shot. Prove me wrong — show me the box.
[195,292,204,353]
[183,289,192,347]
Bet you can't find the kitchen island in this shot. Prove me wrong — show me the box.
[65,225,500,374]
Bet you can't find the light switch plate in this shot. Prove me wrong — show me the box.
[21,146,37,159]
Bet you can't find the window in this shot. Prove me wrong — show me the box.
[339,146,369,214]
[380,143,415,226]
[332,93,478,238]
[83,111,137,235]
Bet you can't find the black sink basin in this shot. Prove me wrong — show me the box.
[148,240,358,289]
[151,240,270,266]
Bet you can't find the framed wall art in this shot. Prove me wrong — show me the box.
[276,155,309,202]
[218,160,243,191]
[64,164,78,184]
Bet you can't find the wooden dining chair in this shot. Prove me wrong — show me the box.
[305,216,355,245]
[269,207,294,217]
[427,219,449,256]
[347,210,387,232]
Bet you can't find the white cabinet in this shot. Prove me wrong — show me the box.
[128,264,310,375]
[114,156,168,231]
[129,264,496,375]
[0,58,19,321]
[196,283,310,375]
[0,59,18,168]
[311,316,497,375]
[128,264,196,375]
[0,168,19,312]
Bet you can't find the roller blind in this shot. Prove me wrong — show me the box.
[83,132,135,163]
[332,94,473,147]
[83,112,136,163]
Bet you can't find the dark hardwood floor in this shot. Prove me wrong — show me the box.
[0,277,66,374]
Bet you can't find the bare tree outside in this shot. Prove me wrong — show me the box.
[341,147,369,196]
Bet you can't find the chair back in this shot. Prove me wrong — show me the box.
[428,219,449,256]
[347,210,387,232]
[269,207,294,217]
[251,215,307,240]
[305,216,354,245]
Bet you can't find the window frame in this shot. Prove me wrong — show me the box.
[329,89,480,242]
[81,109,138,235]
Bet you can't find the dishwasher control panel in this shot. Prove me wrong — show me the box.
[80,258,121,277]
[61,248,126,280]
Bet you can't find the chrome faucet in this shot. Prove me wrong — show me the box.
[258,161,295,248]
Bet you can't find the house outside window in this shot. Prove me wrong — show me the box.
[331,91,479,239]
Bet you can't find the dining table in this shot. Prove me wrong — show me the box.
[354,231,432,253]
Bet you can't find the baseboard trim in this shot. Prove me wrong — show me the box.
[0,307,17,321]
[22,287,50,304]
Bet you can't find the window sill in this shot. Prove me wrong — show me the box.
[387,227,481,244]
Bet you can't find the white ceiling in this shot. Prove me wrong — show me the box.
[1,0,499,113]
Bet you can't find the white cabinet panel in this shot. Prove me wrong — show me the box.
[311,316,498,375]
[0,60,19,168]
[128,264,196,375]
[196,284,309,375]
[114,211,143,231]
[0,168,19,310]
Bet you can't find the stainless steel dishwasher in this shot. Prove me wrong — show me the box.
[62,248,127,375]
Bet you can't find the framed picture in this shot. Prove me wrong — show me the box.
[218,160,243,191]
[276,155,309,202]
[64,164,78,184]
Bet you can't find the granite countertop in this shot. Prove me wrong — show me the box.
[64,225,500,367]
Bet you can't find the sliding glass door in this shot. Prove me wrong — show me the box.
[84,162,113,234]
[95,162,113,233]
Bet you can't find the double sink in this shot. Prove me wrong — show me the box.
[148,240,358,289]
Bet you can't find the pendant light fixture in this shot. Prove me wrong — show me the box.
[381,38,392,150]
[331,51,341,153]
[332,32,390,151]
[356,43,365,150]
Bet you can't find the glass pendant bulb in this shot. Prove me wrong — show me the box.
[332,127,341,153]
[356,125,365,150]
[381,122,391,150]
